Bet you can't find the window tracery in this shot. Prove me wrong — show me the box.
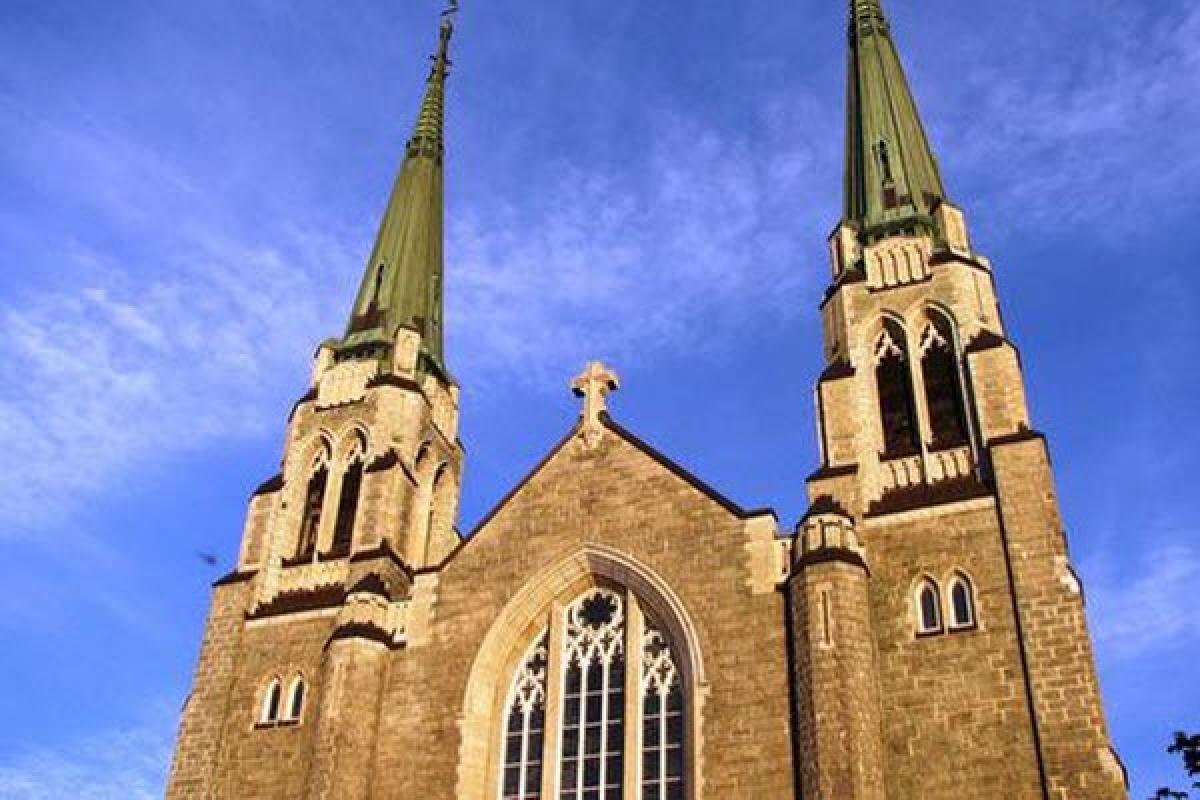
[330,435,366,556]
[494,587,690,800]
[502,633,549,800]
[875,319,920,457]
[296,453,329,560]
[641,622,683,800]
[919,312,969,449]
[559,590,625,800]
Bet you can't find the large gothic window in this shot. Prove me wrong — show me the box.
[496,587,688,800]
[875,319,920,457]
[330,437,366,556]
[920,312,969,449]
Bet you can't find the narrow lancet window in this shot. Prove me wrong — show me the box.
[330,438,366,556]
[296,463,328,559]
[641,621,684,800]
[559,590,625,800]
[877,139,894,184]
[286,677,306,721]
[949,574,976,630]
[920,313,969,449]
[260,678,282,725]
[501,633,548,800]
[875,319,921,457]
[916,579,943,635]
[424,464,448,564]
[372,263,386,308]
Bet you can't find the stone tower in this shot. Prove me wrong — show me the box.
[788,0,1127,797]
[165,13,465,799]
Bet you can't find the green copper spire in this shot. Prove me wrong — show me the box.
[843,0,947,239]
[341,9,455,374]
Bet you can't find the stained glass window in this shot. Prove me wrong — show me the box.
[559,590,625,800]
[641,622,683,800]
[502,633,549,800]
[496,588,688,800]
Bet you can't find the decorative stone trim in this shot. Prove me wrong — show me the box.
[867,473,990,518]
[807,463,859,482]
[793,509,867,574]
[819,359,855,382]
[251,474,284,497]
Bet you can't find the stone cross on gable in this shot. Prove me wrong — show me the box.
[571,361,619,445]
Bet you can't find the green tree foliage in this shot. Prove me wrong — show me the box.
[1153,731,1200,800]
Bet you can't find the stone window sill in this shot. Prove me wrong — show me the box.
[255,718,301,731]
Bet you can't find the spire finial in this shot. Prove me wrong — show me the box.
[842,0,947,240]
[849,0,889,38]
[339,3,462,377]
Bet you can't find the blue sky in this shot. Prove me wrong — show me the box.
[1,0,1197,796]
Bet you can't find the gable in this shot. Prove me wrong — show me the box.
[430,413,775,571]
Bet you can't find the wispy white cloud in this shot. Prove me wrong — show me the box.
[450,107,831,383]
[0,82,829,531]
[1087,541,1200,660]
[926,2,1200,235]
[0,709,171,799]
[0,226,349,530]
[2,0,1197,535]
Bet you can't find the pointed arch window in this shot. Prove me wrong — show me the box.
[875,319,920,457]
[916,579,943,636]
[494,587,689,800]
[948,574,976,631]
[330,436,366,557]
[501,634,549,800]
[296,455,329,560]
[920,312,969,449]
[285,676,306,722]
[260,678,283,725]
[559,590,626,800]
[371,263,387,309]
[641,622,684,800]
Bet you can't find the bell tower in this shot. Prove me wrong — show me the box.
[788,1,1128,797]
[166,10,464,799]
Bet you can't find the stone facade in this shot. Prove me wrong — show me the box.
[166,4,1127,798]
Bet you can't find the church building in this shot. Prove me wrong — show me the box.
[166,2,1128,798]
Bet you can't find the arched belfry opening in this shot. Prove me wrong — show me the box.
[919,309,970,450]
[874,317,920,457]
[330,431,367,557]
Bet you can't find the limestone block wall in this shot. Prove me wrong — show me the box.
[211,614,337,800]
[990,437,1127,799]
[369,427,796,800]
[863,499,1045,799]
[166,580,253,799]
